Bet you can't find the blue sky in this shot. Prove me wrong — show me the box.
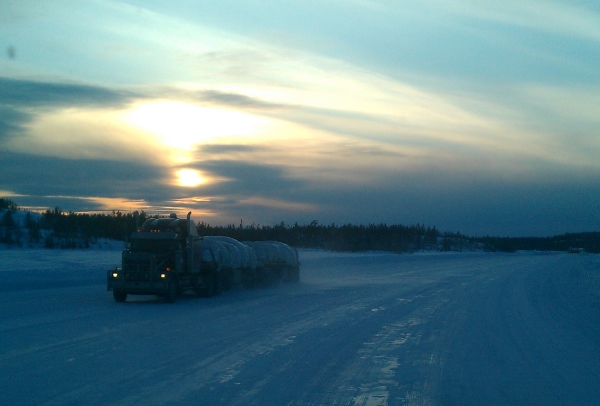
[1,0,599,236]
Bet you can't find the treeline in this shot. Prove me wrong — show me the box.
[474,234,600,254]
[39,207,148,248]
[1,197,600,253]
[200,223,600,253]
[198,221,445,252]
[0,198,26,246]
[0,198,147,248]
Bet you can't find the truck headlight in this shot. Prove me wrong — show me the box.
[112,272,119,278]
[160,273,167,279]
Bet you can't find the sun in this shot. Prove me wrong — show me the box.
[176,169,206,187]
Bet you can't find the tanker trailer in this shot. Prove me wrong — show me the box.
[199,238,234,289]
[206,236,258,288]
[246,241,300,284]
[270,241,300,283]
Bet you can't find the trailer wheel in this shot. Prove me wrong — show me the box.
[113,290,127,302]
[165,280,179,303]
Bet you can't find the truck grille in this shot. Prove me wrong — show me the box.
[124,268,151,281]
[123,253,155,281]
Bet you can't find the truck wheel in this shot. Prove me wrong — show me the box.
[113,290,127,302]
[165,280,179,303]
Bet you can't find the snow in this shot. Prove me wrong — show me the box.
[1,248,599,405]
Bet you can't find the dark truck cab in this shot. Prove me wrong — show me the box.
[107,212,219,302]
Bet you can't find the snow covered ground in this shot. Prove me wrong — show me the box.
[1,248,599,405]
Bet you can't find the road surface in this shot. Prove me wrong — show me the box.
[1,249,599,405]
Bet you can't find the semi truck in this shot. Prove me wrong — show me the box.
[107,212,300,303]
[107,212,220,303]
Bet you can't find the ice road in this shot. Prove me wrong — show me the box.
[1,249,599,405]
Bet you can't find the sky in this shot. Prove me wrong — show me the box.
[1,0,599,237]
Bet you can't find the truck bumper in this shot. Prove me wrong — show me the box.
[107,270,170,295]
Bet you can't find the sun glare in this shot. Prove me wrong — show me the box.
[122,101,269,161]
[176,169,206,187]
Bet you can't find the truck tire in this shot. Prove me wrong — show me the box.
[164,280,179,303]
[113,290,127,302]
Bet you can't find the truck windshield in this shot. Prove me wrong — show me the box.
[131,239,177,253]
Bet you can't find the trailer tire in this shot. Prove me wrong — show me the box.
[113,290,127,302]
[165,280,179,303]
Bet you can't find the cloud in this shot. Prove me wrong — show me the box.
[188,159,307,198]
[0,149,318,219]
[0,77,135,108]
[198,144,263,155]
[166,157,600,236]
[2,141,598,237]
[0,106,31,140]
[268,168,600,237]
[238,196,318,212]
[0,151,168,202]
[195,89,286,110]
[167,158,320,223]
[191,138,417,189]
[0,77,138,144]
[438,0,600,42]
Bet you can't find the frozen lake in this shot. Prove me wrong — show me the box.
[1,249,599,405]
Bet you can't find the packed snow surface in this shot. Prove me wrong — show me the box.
[1,249,599,405]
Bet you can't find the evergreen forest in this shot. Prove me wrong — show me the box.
[1,198,599,253]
